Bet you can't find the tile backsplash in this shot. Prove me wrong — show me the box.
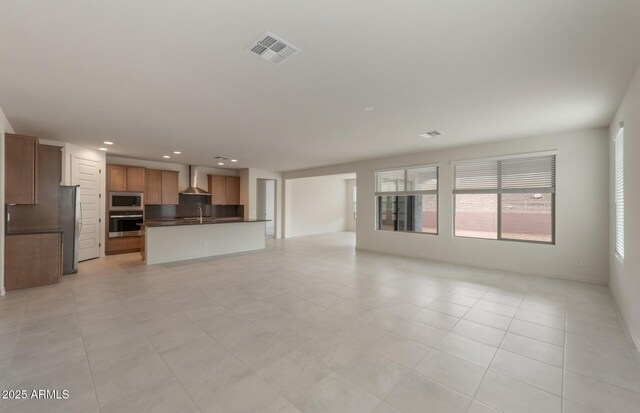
[145,195,243,220]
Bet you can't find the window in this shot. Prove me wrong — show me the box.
[453,154,555,243]
[615,128,624,260]
[375,165,438,234]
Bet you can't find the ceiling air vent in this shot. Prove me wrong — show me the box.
[418,130,443,139]
[249,32,300,64]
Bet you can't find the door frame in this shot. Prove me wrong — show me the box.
[257,178,277,238]
[346,178,357,232]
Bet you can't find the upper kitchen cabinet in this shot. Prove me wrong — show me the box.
[5,133,38,204]
[225,176,241,205]
[126,167,146,192]
[209,175,226,205]
[6,144,61,232]
[107,165,146,192]
[107,165,127,191]
[208,175,241,205]
[160,170,179,205]
[144,169,179,205]
[145,169,162,204]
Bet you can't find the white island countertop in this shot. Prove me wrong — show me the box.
[141,219,268,265]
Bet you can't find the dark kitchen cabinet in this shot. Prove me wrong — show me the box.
[6,144,61,232]
[5,232,62,291]
[4,138,64,292]
[5,133,38,205]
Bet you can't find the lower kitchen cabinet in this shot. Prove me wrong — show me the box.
[106,236,141,255]
[4,232,62,291]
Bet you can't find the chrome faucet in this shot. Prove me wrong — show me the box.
[197,207,203,224]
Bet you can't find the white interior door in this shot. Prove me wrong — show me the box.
[72,155,101,261]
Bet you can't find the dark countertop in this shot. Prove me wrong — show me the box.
[6,228,64,236]
[141,219,269,228]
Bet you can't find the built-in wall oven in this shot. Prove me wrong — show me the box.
[109,192,143,211]
[109,211,143,238]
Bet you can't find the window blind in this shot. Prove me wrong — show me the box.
[454,154,555,194]
[376,169,406,192]
[375,165,438,195]
[615,130,624,259]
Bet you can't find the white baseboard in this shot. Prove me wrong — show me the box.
[610,286,640,354]
[354,245,608,285]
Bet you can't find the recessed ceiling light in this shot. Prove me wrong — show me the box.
[231,159,238,163]
[103,141,114,145]
[418,130,443,139]
[98,147,108,151]
[173,151,181,154]
[217,162,224,166]
[363,106,375,112]
[163,155,170,159]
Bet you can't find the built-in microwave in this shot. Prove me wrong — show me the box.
[109,192,143,211]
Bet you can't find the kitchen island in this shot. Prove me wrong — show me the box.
[141,219,267,265]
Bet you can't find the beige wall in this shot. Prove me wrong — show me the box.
[285,128,610,284]
[286,175,350,238]
[609,65,640,349]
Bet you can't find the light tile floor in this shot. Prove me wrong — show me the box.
[0,232,639,413]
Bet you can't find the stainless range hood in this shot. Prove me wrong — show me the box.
[181,165,211,195]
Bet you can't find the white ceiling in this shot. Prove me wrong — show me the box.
[1,0,639,171]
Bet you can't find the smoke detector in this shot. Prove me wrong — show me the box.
[418,130,443,139]
[249,32,300,64]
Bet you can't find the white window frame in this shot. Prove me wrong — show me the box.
[374,164,439,235]
[452,152,556,244]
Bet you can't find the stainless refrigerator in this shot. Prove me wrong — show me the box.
[59,185,81,274]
